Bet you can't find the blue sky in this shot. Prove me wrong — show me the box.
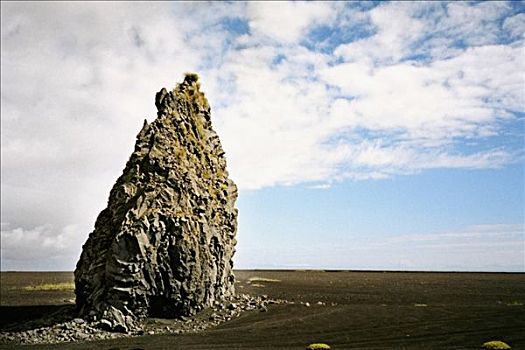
[1,1,524,271]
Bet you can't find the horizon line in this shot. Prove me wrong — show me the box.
[1,269,523,274]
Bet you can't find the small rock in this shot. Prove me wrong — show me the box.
[98,319,112,331]
[76,333,89,340]
[305,302,310,307]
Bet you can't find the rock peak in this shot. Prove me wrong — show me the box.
[155,72,209,116]
[182,72,199,86]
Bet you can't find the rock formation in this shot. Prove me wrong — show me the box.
[74,73,238,333]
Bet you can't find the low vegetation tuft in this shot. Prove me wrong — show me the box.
[184,72,199,84]
[248,277,281,283]
[481,340,511,349]
[306,343,331,350]
[22,282,75,291]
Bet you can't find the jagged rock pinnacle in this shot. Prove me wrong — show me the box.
[74,73,238,332]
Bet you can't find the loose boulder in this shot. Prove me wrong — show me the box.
[74,73,238,332]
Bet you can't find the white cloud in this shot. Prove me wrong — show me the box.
[441,2,511,46]
[246,2,336,43]
[335,2,426,63]
[503,13,525,39]
[1,223,86,270]
[235,223,525,271]
[3,1,521,195]
[334,2,516,63]
[212,39,522,188]
[388,223,524,243]
[323,43,523,137]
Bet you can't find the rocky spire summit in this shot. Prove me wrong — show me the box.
[74,73,238,332]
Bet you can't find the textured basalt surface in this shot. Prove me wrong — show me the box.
[74,74,238,332]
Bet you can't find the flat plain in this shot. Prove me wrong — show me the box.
[1,270,524,349]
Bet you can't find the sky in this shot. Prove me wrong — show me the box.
[1,1,524,272]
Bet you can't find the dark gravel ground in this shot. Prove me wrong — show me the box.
[1,270,524,349]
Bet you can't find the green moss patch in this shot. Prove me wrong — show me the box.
[22,282,75,291]
[482,340,511,349]
[306,343,331,350]
[248,277,281,283]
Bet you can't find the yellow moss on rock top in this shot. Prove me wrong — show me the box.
[184,72,199,84]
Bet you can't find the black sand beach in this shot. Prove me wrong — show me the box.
[1,270,524,349]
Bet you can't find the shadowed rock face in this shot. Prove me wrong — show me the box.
[74,74,238,333]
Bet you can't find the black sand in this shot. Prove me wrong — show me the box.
[1,270,524,349]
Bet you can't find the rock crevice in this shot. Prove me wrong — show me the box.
[74,73,238,332]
